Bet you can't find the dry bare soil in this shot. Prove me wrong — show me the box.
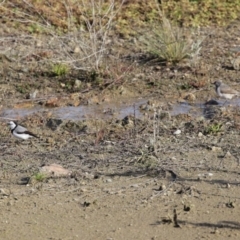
[1,7,240,240]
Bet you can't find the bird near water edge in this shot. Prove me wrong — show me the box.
[213,80,239,100]
[8,121,39,140]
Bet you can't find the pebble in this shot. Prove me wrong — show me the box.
[74,79,82,88]
[105,178,112,183]
[173,129,181,135]
[39,163,71,177]
[198,173,213,178]
[232,56,240,70]
[198,132,203,137]
[224,151,232,157]
[73,46,80,53]
[0,188,10,196]
[184,93,196,101]
[211,146,221,151]
[36,40,42,47]
[28,90,38,99]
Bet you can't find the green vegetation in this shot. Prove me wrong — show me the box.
[204,123,222,135]
[32,172,46,182]
[52,63,69,77]
[0,0,239,33]
[16,84,31,94]
[159,0,240,27]
[144,17,203,64]
[27,23,44,34]
[179,82,193,90]
[0,0,239,74]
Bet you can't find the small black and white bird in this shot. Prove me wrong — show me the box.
[213,80,239,100]
[8,121,39,140]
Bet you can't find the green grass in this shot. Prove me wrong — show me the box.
[143,17,203,64]
[1,0,239,35]
[52,63,69,76]
[204,123,222,135]
[32,172,46,182]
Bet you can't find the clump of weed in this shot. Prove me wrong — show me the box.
[16,84,32,94]
[204,123,222,135]
[179,82,193,90]
[32,172,46,182]
[27,23,44,34]
[51,63,69,76]
[143,17,203,64]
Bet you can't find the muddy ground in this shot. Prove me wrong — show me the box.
[0,15,240,240]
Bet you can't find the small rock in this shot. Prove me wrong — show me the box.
[27,90,38,99]
[86,174,95,181]
[212,229,220,234]
[36,40,42,47]
[73,46,80,53]
[184,93,196,101]
[46,138,54,144]
[211,146,221,151]
[173,129,181,135]
[231,56,240,70]
[105,178,112,183]
[119,86,128,95]
[225,151,232,157]
[0,188,10,196]
[74,79,82,88]
[198,172,213,178]
[39,163,71,177]
[198,132,203,137]
[80,188,88,192]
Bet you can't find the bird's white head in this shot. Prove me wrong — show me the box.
[8,121,17,130]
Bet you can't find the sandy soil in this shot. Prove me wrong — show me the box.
[0,16,240,240]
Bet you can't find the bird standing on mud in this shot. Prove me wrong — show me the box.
[8,121,39,140]
[213,80,239,100]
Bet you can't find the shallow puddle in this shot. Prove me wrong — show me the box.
[2,97,240,121]
[1,99,147,121]
[172,97,240,119]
